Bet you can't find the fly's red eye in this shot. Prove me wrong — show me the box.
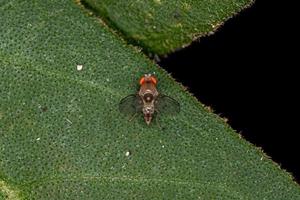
[150,77,157,85]
[139,77,145,85]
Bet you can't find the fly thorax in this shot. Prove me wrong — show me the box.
[143,92,154,103]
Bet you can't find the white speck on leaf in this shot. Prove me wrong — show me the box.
[154,0,161,4]
[36,138,40,141]
[125,151,130,156]
[77,64,83,71]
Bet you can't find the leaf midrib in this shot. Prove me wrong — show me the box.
[20,174,247,199]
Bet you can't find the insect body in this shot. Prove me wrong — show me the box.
[138,74,159,124]
[119,74,180,125]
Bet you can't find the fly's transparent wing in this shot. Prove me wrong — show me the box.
[119,94,143,116]
[155,94,180,115]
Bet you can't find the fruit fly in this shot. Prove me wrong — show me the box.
[119,74,180,125]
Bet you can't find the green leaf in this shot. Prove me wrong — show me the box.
[83,0,253,55]
[0,0,299,199]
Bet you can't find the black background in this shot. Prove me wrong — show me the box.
[158,0,299,182]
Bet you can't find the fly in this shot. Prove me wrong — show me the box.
[119,74,180,125]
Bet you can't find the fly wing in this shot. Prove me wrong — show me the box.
[119,94,143,116]
[155,94,180,115]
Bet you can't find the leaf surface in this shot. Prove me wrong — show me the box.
[0,0,299,199]
[83,0,253,54]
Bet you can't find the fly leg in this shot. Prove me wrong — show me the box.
[154,111,163,130]
[128,113,138,122]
